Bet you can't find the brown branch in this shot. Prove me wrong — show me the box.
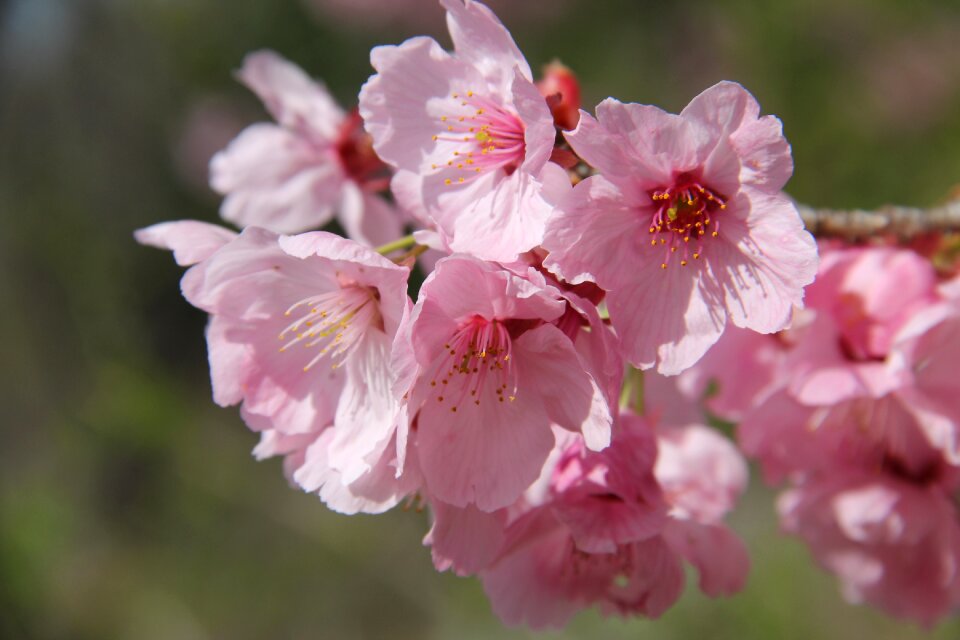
[797,199,960,240]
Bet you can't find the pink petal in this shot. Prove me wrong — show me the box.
[426,501,507,576]
[441,0,532,91]
[415,383,556,511]
[442,169,556,262]
[514,324,612,451]
[594,98,716,180]
[607,263,726,375]
[542,175,647,289]
[134,220,237,266]
[206,316,254,406]
[680,81,792,192]
[337,181,404,247]
[663,520,750,597]
[211,123,342,233]
[707,189,818,335]
[563,105,666,192]
[511,69,555,174]
[360,36,479,171]
[294,429,416,515]
[238,50,344,140]
[328,331,399,482]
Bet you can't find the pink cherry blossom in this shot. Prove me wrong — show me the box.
[738,247,960,472]
[543,81,818,374]
[397,255,612,512]
[359,0,566,262]
[738,288,960,624]
[478,415,749,629]
[211,50,402,245]
[779,471,960,626]
[548,420,668,554]
[136,223,412,500]
[482,511,685,629]
[785,246,938,406]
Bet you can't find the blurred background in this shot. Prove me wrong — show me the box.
[3,0,960,638]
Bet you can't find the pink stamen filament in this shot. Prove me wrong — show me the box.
[430,91,526,185]
[429,316,518,412]
[278,286,379,371]
[648,176,727,269]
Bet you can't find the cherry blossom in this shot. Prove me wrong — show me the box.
[212,50,401,245]
[478,416,749,629]
[397,256,612,512]
[359,0,566,262]
[544,81,818,374]
[136,223,414,509]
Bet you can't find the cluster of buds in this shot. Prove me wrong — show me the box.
[136,0,959,629]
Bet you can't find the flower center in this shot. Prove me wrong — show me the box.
[562,538,636,584]
[429,315,517,412]
[335,110,390,190]
[277,284,381,372]
[430,91,526,186]
[648,173,726,269]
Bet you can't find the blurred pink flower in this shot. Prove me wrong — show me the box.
[478,416,749,629]
[780,470,960,626]
[544,81,818,375]
[785,246,938,406]
[737,248,960,625]
[359,0,567,262]
[211,50,402,245]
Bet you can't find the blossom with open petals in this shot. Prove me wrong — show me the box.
[397,255,612,512]
[479,416,749,629]
[544,81,818,374]
[212,50,401,245]
[136,222,413,507]
[359,0,565,262]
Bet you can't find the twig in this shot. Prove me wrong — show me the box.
[797,199,960,240]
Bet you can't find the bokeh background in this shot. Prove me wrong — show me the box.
[3,0,960,638]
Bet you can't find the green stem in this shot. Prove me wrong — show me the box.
[619,367,645,415]
[375,235,417,255]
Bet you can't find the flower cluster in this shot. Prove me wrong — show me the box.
[646,243,960,626]
[134,0,960,629]
[726,246,960,625]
